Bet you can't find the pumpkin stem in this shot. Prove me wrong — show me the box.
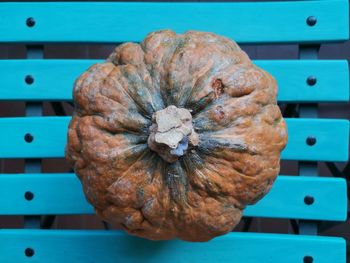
[148,105,199,163]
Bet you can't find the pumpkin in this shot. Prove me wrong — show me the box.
[66,30,288,242]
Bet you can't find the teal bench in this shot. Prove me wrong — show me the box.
[0,1,349,262]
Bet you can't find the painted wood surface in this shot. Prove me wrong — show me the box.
[0,60,348,102]
[0,229,345,263]
[0,173,346,221]
[0,1,348,43]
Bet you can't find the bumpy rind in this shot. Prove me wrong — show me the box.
[66,30,288,242]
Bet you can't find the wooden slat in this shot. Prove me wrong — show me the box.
[284,118,349,161]
[0,117,348,161]
[0,60,348,102]
[0,173,346,221]
[0,230,345,263]
[0,1,348,43]
[244,176,346,220]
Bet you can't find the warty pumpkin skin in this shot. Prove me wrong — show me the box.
[66,30,288,242]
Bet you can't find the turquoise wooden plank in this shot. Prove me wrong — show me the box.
[283,118,349,161]
[0,173,346,221]
[0,173,90,215]
[245,176,347,220]
[0,117,348,161]
[0,1,348,43]
[0,230,345,263]
[0,60,348,102]
[259,60,349,102]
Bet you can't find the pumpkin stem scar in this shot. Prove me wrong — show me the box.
[148,105,199,163]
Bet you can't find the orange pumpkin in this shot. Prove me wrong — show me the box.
[66,30,288,242]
